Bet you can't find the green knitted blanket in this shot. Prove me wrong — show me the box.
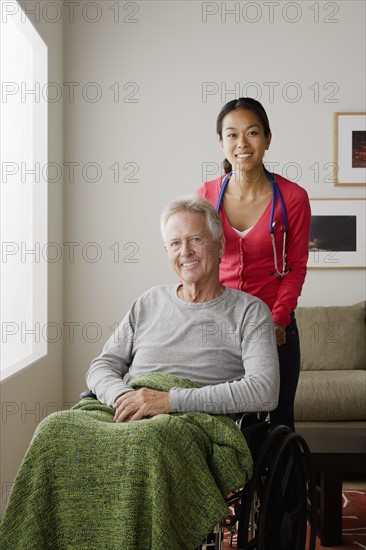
[0,373,252,550]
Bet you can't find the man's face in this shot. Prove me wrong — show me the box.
[164,211,223,286]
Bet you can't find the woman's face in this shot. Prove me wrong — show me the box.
[164,211,223,287]
[219,108,271,175]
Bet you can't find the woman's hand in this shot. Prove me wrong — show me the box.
[113,388,170,423]
[274,323,286,346]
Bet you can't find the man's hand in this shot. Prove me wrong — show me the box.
[274,323,286,346]
[113,388,170,423]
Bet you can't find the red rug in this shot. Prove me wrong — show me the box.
[313,490,366,550]
[221,490,366,549]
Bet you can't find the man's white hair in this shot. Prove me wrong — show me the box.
[160,195,224,243]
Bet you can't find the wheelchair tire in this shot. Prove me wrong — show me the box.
[236,426,316,550]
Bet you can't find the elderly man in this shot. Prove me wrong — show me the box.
[0,196,279,550]
[88,195,279,420]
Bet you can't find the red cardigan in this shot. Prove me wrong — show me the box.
[197,174,311,328]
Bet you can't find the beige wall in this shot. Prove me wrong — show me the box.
[63,0,366,406]
[0,1,63,516]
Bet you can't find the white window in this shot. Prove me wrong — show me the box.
[0,1,48,380]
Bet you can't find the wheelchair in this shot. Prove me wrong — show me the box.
[80,391,316,550]
[197,413,317,550]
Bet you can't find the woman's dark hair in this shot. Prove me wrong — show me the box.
[216,98,271,174]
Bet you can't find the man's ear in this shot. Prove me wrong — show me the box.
[266,132,272,150]
[219,235,225,258]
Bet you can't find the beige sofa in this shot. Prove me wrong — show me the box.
[294,301,366,426]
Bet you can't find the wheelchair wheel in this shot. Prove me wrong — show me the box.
[198,523,224,550]
[237,426,316,550]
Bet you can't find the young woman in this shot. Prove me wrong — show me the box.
[197,97,311,430]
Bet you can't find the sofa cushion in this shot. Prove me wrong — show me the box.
[294,370,366,421]
[295,301,365,371]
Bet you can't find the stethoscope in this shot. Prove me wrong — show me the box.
[215,167,291,277]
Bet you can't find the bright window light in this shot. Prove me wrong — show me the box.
[0,1,48,380]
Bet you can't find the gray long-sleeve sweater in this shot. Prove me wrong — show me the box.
[86,285,280,414]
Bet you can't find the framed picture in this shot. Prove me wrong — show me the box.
[308,199,366,269]
[334,112,366,186]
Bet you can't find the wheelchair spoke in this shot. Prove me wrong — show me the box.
[256,434,310,549]
[227,425,315,550]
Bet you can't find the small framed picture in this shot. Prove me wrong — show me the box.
[308,199,366,269]
[334,112,366,186]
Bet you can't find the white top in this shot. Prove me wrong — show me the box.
[231,225,253,238]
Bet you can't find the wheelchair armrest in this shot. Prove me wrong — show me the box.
[236,411,268,431]
[237,412,271,459]
[80,389,97,400]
